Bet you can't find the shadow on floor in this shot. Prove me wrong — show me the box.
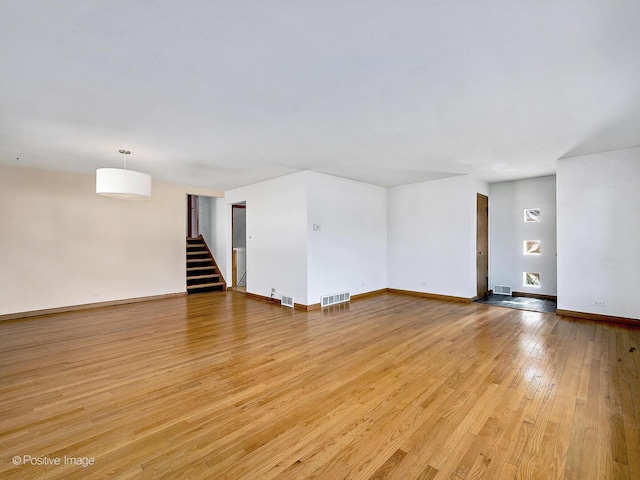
[475,294,556,313]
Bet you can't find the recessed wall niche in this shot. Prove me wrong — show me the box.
[524,240,541,255]
[524,208,541,222]
[523,272,540,287]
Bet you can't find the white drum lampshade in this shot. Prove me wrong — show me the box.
[96,168,152,200]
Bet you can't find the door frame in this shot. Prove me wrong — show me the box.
[231,203,246,289]
[476,193,489,299]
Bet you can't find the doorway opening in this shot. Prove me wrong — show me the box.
[232,203,247,292]
[185,194,226,293]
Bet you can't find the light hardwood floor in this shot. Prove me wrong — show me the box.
[1,291,639,479]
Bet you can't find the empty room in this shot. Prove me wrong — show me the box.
[1,2,639,479]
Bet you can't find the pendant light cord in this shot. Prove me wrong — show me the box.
[119,149,131,170]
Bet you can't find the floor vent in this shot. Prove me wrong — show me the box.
[493,285,512,296]
[321,291,350,307]
[281,295,294,308]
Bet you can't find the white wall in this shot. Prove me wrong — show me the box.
[198,195,215,248]
[306,171,387,304]
[209,197,230,281]
[222,172,309,304]
[387,175,489,298]
[490,176,557,296]
[215,171,387,306]
[0,165,221,316]
[557,148,640,320]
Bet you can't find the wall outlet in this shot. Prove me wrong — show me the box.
[593,300,605,307]
[421,282,427,286]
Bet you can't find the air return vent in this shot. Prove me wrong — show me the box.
[281,295,294,308]
[321,291,350,307]
[493,285,512,296]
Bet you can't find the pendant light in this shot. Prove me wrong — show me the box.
[96,150,152,200]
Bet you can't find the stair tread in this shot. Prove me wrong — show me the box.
[186,237,224,292]
[187,282,225,289]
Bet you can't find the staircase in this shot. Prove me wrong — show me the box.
[186,235,226,294]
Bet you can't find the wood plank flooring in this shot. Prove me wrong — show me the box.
[1,291,639,479]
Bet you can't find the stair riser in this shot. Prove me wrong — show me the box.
[187,285,225,294]
[187,277,221,286]
[186,260,213,267]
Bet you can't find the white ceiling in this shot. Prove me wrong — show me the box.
[1,1,639,190]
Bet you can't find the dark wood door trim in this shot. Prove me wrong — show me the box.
[187,194,199,238]
[476,193,489,298]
